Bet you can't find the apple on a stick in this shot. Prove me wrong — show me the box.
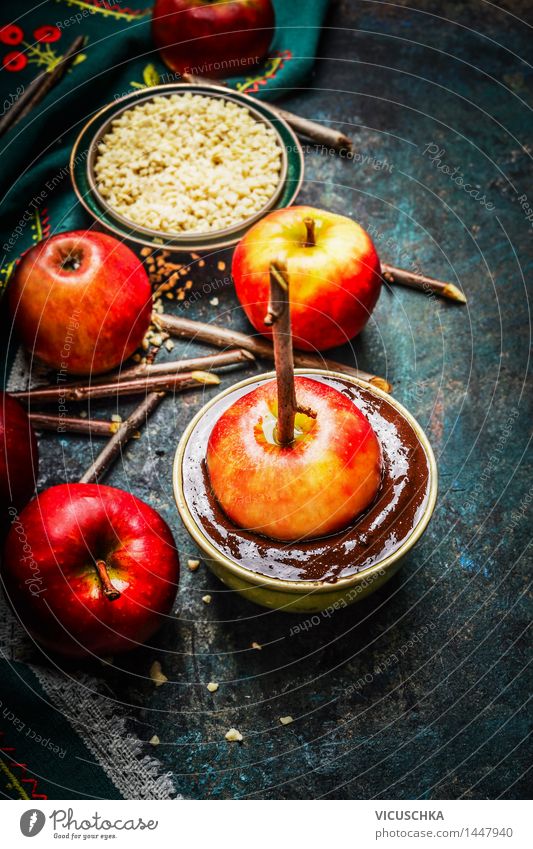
[207,260,383,542]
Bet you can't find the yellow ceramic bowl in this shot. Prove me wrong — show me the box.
[173,370,438,613]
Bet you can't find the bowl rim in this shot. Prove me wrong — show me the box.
[172,369,438,595]
[87,86,288,242]
[70,82,304,252]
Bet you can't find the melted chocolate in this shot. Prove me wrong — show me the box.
[182,375,431,583]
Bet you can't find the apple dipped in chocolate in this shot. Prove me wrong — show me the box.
[206,261,382,542]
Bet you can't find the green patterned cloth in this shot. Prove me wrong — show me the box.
[0,0,328,800]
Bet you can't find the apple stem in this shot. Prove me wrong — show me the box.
[303,217,316,247]
[94,559,121,601]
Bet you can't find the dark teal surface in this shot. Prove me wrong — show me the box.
[1,1,532,799]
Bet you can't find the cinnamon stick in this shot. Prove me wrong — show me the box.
[79,392,164,485]
[181,73,352,153]
[29,413,116,437]
[382,263,467,304]
[152,312,392,393]
[13,371,220,406]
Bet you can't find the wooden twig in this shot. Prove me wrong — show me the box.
[16,349,253,406]
[181,73,352,153]
[152,312,392,393]
[13,371,220,406]
[79,348,253,384]
[382,263,467,304]
[0,36,86,138]
[29,413,117,437]
[79,392,164,485]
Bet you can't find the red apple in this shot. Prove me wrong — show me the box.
[1,484,180,657]
[232,206,382,351]
[152,0,275,78]
[206,376,382,541]
[0,392,38,535]
[8,231,152,375]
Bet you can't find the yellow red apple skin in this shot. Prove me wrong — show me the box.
[206,377,382,541]
[8,231,152,375]
[232,206,382,352]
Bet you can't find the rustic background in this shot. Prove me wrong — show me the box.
[2,0,531,799]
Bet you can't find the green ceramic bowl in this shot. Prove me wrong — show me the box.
[70,83,304,253]
[173,370,438,613]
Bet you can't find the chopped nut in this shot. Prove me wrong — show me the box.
[251,642,262,650]
[109,422,121,434]
[225,728,243,742]
[202,594,212,604]
[187,559,200,571]
[210,297,219,306]
[191,371,221,385]
[149,734,160,746]
[165,339,175,351]
[111,414,122,423]
[79,410,88,418]
[207,682,219,693]
[279,716,294,726]
[150,660,168,687]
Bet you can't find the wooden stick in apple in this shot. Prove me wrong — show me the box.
[265,260,317,445]
[264,260,297,444]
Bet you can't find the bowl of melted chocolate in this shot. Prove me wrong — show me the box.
[173,370,437,612]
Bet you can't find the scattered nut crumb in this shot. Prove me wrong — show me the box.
[279,716,294,726]
[165,339,175,351]
[217,261,226,271]
[191,371,221,385]
[149,734,160,746]
[80,410,87,419]
[207,682,219,693]
[251,642,262,650]
[111,414,122,423]
[150,660,168,687]
[210,297,219,306]
[202,594,212,604]
[187,559,200,571]
[225,728,243,742]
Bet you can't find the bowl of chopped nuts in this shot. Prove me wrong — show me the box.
[71,83,304,253]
